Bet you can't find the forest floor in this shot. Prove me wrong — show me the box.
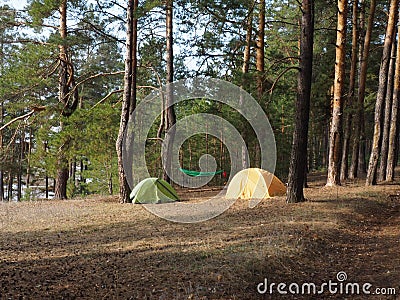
[1,173,400,299]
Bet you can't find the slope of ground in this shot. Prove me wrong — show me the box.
[0,176,399,299]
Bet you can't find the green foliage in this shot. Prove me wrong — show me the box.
[27,0,61,26]
[142,0,163,13]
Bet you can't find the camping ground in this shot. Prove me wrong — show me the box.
[1,173,399,299]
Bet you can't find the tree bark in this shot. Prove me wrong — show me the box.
[17,172,22,201]
[116,0,138,203]
[378,34,397,181]
[0,167,3,201]
[356,0,367,178]
[256,0,265,100]
[286,0,314,203]
[7,172,12,201]
[162,0,176,184]
[57,0,79,117]
[326,0,348,187]
[25,128,32,189]
[0,102,4,201]
[54,0,70,200]
[349,0,375,179]
[108,171,113,195]
[242,6,253,75]
[54,0,79,200]
[54,165,68,199]
[366,0,398,186]
[240,6,254,170]
[386,18,400,181]
[45,174,49,199]
[17,131,23,201]
[340,0,358,182]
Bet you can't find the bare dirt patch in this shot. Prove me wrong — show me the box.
[1,177,399,299]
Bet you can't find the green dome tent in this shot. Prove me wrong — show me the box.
[130,178,179,204]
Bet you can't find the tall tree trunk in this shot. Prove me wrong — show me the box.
[108,170,113,195]
[321,123,329,167]
[356,0,367,178]
[349,0,375,179]
[240,6,253,170]
[116,0,138,203]
[378,34,397,181]
[25,128,32,189]
[54,164,68,200]
[0,30,4,200]
[17,171,22,202]
[54,0,69,200]
[7,172,12,201]
[386,19,400,181]
[70,160,76,189]
[340,0,358,182]
[80,159,86,191]
[162,0,176,184]
[256,0,265,100]
[17,131,23,201]
[357,118,367,175]
[242,6,253,75]
[0,102,4,201]
[54,0,79,200]
[286,0,314,203]
[54,124,70,199]
[366,0,398,186]
[0,168,3,201]
[326,0,348,186]
[45,174,49,199]
[44,141,49,199]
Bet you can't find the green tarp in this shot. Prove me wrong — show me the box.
[130,178,179,204]
[179,168,223,177]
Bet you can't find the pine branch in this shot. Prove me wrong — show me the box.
[64,71,125,102]
[0,106,46,131]
[137,85,160,91]
[2,39,51,45]
[267,66,300,103]
[91,89,124,109]
[80,19,125,43]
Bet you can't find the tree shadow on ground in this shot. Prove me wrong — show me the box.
[1,195,399,299]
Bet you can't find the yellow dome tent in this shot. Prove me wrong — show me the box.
[225,168,286,199]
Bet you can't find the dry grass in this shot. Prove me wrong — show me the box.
[1,177,400,299]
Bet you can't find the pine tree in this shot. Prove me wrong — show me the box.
[349,0,376,179]
[162,0,176,184]
[116,0,138,203]
[286,0,314,203]
[326,0,348,186]
[386,19,400,181]
[340,0,358,182]
[366,0,398,186]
